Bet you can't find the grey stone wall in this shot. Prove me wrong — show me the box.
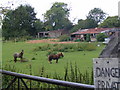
[99,31,120,58]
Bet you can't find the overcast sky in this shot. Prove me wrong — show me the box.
[1,0,120,23]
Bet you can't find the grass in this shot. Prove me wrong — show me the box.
[2,41,105,77]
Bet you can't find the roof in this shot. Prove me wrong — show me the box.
[71,28,116,35]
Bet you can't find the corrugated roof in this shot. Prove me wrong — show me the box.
[71,28,114,35]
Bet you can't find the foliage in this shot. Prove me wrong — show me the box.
[87,8,106,24]
[86,34,91,42]
[78,19,97,29]
[0,7,10,15]
[0,7,11,28]
[2,62,93,89]
[34,43,97,53]
[70,19,97,33]
[44,2,72,31]
[74,39,81,42]
[96,33,107,42]
[2,65,19,88]
[59,35,70,42]
[98,16,120,28]
[34,19,44,32]
[46,50,57,56]
[2,5,37,40]
[65,7,106,33]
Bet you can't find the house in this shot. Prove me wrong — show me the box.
[71,28,120,41]
[37,29,69,38]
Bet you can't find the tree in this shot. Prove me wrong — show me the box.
[86,34,91,42]
[0,6,11,38]
[87,8,106,24]
[70,19,97,33]
[2,5,37,40]
[96,33,107,42]
[78,19,98,29]
[59,34,70,41]
[34,19,44,32]
[99,16,120,28]
[44,2,72,31]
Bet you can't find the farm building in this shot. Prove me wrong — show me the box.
[71,28,120,41]
[37,29,69,38]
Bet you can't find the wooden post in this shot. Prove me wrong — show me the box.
[18,78,20,90]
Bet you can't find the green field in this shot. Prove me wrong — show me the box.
[2,41,105,77]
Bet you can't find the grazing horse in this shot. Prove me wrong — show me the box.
[48,53,64,64]
[13,50,24,62]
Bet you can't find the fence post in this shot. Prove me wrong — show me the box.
[18,78,20,90]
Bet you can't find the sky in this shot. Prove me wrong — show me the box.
[0,0,120,23]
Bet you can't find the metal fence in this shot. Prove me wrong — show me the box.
[0,70,95,89]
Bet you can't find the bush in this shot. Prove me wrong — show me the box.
[46,50,57,56]
[6,36,34,42]
[86,34,91,42]
[85,43,96,51]
[75,43,96,51]
[74,39,81,42]
[31,57,36,60]
[34,43,96,52]
[59,35,70,42]
[96,33,107,42]
[34,44,52,51]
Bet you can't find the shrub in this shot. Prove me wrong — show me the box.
[59,35,70,42]
[13,36,33,42]
[96,33,107,42]
[74,39,81,42]
[86,34,91,42]
[34,43,96,53]
[34,44,51,51]
[76,43,85,51]
[75,43,96,51]
[85,43,96,51]
[46,50,57,56]
[31,57,36,60]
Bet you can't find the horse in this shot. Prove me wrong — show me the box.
[48,53,64,64]
[13,50,24,62]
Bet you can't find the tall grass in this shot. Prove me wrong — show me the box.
[2,62,93,89]
[34,43,97,55]
[2,65,19,89]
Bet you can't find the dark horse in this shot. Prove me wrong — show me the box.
[48,53,64,64]
[13,50,24,62]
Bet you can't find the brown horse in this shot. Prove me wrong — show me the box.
[48,53,64,64]
[13,50,24,62]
